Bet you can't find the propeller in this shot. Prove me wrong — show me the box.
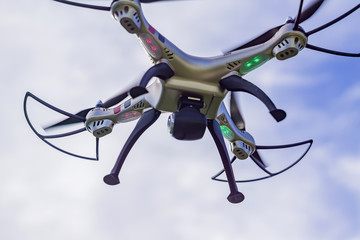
[52,0,183,11]
[226,0,359,57]
[293,0,324,28]
[45,90,129,130]
[226,0,325,53]
[229,92,245,131]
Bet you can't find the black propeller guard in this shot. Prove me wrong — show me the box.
[212,139,313,183]
[23,92,99,161]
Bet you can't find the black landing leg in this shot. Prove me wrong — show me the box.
[207,119,245,204]
[103,109,161,185]
[220,75,286,122]
[129,62,174,98]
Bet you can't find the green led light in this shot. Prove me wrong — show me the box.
[253,56,261,63]
[220,125,235,141]
[240,54,270,74]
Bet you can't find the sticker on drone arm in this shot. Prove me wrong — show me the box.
[148,25,166,43]
[114,105,121,114]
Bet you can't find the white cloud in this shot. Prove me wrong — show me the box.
[341,83,360,103]
[330,151,360,194]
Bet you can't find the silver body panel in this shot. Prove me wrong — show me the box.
[110,1,307,119]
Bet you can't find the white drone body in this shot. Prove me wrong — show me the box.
[84,0,307,154]
[109,0,306,117]
[24,0,359,203]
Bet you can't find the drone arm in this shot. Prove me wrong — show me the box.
[111,95,151,123]
[129,62,174,98]
[220,75,286,122]
[207,119,245,204]
[103,108,161,185]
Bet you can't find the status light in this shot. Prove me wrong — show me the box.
[220,125,235,141]
[138,33,162,60]
[117,111,142,123]
[240,54,270,74]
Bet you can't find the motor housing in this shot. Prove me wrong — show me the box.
[112,3,141,34]
[272,35,306,60]
[87,119,114,138]
[231,140,253,160]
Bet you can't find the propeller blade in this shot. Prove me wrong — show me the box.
[293,0,304,30]
[101,91,129,108]
[52,0,111,11]
[250,150,269,170]
[225,25,283,53]
[230,92,246,131]
[306,43,360,57]
[297,0,325,24]
[45,90,129,130]
[95,137,100,160]
[306,4,360,36]
[44,108,92,130]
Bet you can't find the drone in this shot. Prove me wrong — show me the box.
[24,0,360,203]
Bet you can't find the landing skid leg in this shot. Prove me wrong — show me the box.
[103,109,161,185]
[129,62,174,98]
[207,119,245,203]
[220,75,286,122]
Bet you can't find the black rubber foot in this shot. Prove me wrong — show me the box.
[270,109,287,122]
[129,86,148,98]
[227,191,245,204]
[103,174,120,185]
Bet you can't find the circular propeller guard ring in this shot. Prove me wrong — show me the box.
[23,92,99,161]
[212,139,313,183]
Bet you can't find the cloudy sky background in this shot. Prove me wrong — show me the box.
[1,0,360,239]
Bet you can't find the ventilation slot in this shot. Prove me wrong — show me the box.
[164,48,174,61]
[226,60,241,70]
[272,35,306,60]
[133,12,140,24]
[114,5,141,34]
[133,101,145,110]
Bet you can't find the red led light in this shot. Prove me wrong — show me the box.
[151,46,156,51]
[146,39,151,43]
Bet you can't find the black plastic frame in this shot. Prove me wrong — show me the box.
[24,92,99,161]
[212,139,313,183]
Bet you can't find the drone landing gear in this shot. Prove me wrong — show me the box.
[103,109,161,185]
[130,62,174,98]
[220,75,286,122]
[208,119,245,204]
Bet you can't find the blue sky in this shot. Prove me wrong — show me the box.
[1,0,360,239]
